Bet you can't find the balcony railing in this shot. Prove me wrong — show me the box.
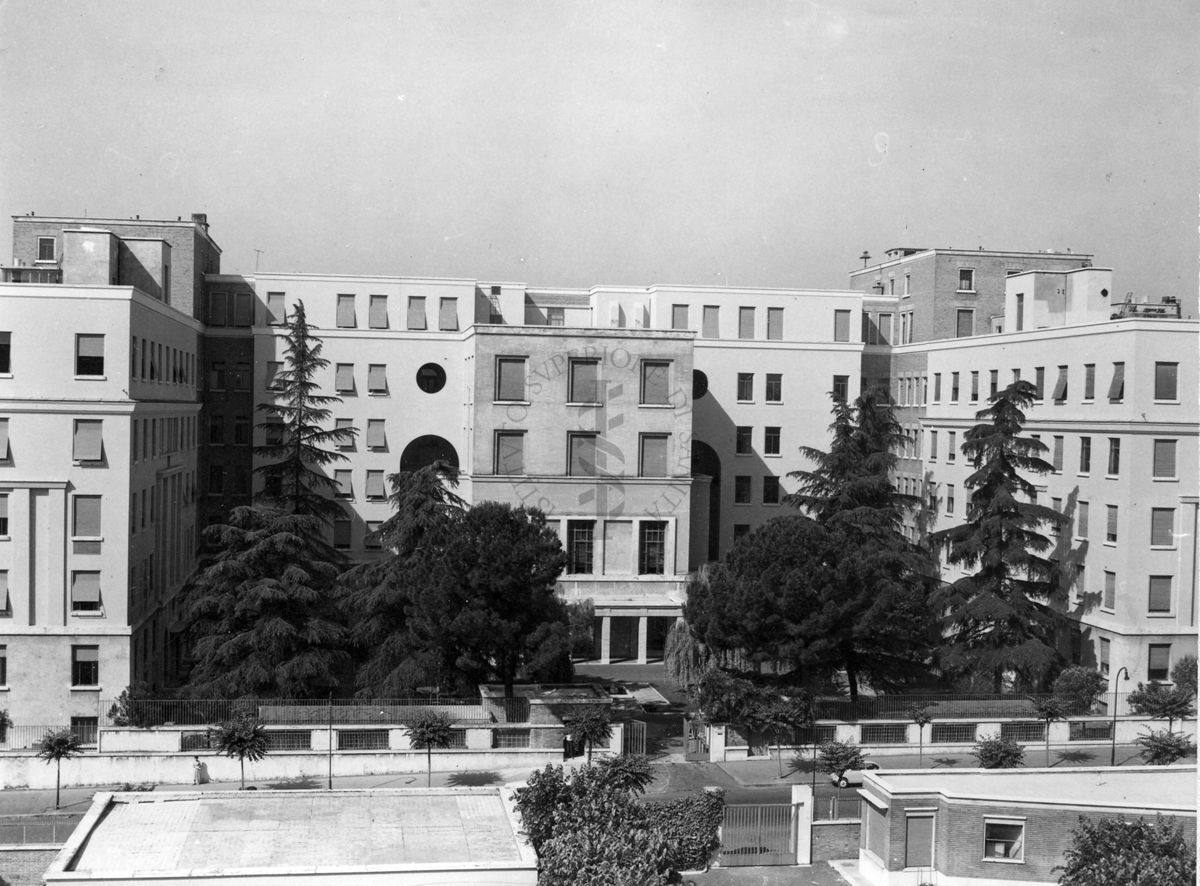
[2,265,62,284]
[1111,298,1182,319]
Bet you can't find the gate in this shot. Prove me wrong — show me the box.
[685,717,709,761]
[622,719,646,756]
[719,803,797,867]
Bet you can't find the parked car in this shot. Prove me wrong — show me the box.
[830,761,879,788]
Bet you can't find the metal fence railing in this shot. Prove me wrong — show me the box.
[815,795,861,821]
[98,697,492,727]
[813,691,1141,721]
[0,814,84,845]
[0,726,94,751]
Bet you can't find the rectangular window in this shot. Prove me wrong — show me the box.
[1034,366,1045,400]
[738,306,755,339]
[368,294,388,329]
[638,521,667,574]
[737,373,754,401]
[877,313,892,345]
[956,309,974,338]
[232,416,249,446]
[702,305,719,338]
[70,571,102,613]
[763,427,780,456]
[966,370,977,402]
[929,430,938,460]
[1151,508,1175,546]
[639,434,668,477]
[734,475,751,504]
[367,364,388,395]
[1103,571,1116,610]
[1107,362,1124,401]
[267,292,286,324]
[762,476,780,504]
[569,359,600,403]
[958,268,974,291]
[75,334,105,377]
[266,361,282,390]
[568,433,598,476]
[231,292,251,326]
[0,332,11,373]
[1152,439,1177,478]
[438,297,459,331]
[1107,438,1120,476]
[1052,436,1063,472]
[567,521,594,574]
[989,369,999,398]
[1148,644,1170,681]
[733,524,750,540]
[948,431,956,462]
[983,820,1024,862]
[1154,362,1178,400]
[0,418,9,462]
[208,292,228,326]
[336,294,356,328]
[264,422,284,447]
[366,470,387,500]
[1105,505,1118,542]
[767,307,783,340]
[496,357,526,401]
[71,645,99,686]
[950,372,960,402]
[1099,638,1110,676]
[335,364,355,394]
[366,419,386,450]
[333,518,352,550]
[833,309,851,342]
[406,296,427,330]
[232,362,250,392]
[832,375,848,402]
[73,496,102,537]
[73,420,103,462]
[1052,366,1068,401]
[1079,436,1092,473]
[735,426,752,455]
[1149,576,1172,613]
[38,236,56,261]
[495,431,525,474]
[946,483,955,515]
[933,373,942,401]
[364,522,383,550]
[334,418,354,451]
[671,304,689,330]
[765,373,781,402]
[546,307,564,326]
[1083,363,1095,399]
[640,361,670,405]
[1077,501,1089,538]
[334,470,353,498]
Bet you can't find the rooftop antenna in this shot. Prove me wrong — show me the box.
[254,249,263,273]
[859,251,871,267]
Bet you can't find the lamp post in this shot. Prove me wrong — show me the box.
[1109,666,1130,766]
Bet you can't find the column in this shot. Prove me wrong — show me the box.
[791,784,813,865]
[598,616,612,665]
[636,616,649,664]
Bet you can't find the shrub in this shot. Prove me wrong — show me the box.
[972,733,1023,768]
[1052,667,1107,715]
[646,790,724,872]
[1170,656,1197,698]
[1135,729,1194,766]
[107,682,159,728]
[1127,683,1195,729]
[1057,815,1196,886]
[816,738,868,776]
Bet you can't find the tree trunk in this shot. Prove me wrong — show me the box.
[844,657,860,703]
[427,747,432,787]
[55,762,61,810]
[240,758,245,790]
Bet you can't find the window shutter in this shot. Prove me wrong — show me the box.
[570,361,599,403]
[956,310,973,338]
[641,362,669,404]
[367,364,387,394]
[834,310,850,342]
[1149,577,1172,612]
[407,297,427,330]
[1106,505,1118,539]
[266,292,285,324]
[496,433,525,474]
[74,421,103,461]
[0,418,8,459]
[368,294,388,329]
[671,305,688,330]
[767,307,783,340]
[1078,502,1089,537]
[1052,367,1068,400]
[336,294,355,328]
[266,362,282,389]
[335,418,353,449]
[335,364,354,392]
[439,298,459,331]
[1153,440,1176,478]
[1052,437,1063,471]
[71,572,102,604]
[497,359,525,401]
[1107,362,1124,400]
[738,307,755,339]
[702,306,719,338]
[366,470,386,499]
[74,496,102,537]
[77,335,104,358]
[1151,509,1174,546]
[1155,362,1178,400]
[334,470,352,497]
[640,435,668,476]
[569,434,597,476]
[366,419,386,449]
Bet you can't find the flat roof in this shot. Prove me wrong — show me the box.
[51,788,537,880]
[865,766,1196,814]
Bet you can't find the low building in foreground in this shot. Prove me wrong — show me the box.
[857,765,1197,885]
[45,787,537,885]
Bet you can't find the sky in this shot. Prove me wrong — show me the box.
[1,0,1195,298]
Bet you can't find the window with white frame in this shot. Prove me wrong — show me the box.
[75,334,105,377]
[983,819,1024,861]
[70,571,102,613]
[640,361,670,405]
[495,431,525,474]
[495,358,526,401]
[958,268,975,292]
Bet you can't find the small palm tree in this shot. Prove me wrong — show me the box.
[209,715,268,790]
[405,711,454,786]
[38,728,84,809]
[908,705,933,768]
[1031,695,1069,766]
[563,708,613,763]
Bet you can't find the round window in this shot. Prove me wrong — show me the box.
[692,369,709,400]
[416,363,446,394]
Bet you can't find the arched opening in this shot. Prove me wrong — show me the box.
[399,435,459,472]
[690,440,721,566]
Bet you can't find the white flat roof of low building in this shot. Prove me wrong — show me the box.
[46,788,537,885]
[864,765,1196,814]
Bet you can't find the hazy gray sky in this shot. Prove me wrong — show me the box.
[1,1,1195,297]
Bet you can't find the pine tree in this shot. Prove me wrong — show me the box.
[931,380,1069,692]
[254,300,355,519]
[181,507,349,698]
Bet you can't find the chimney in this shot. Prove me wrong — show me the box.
[191,213,208,229]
